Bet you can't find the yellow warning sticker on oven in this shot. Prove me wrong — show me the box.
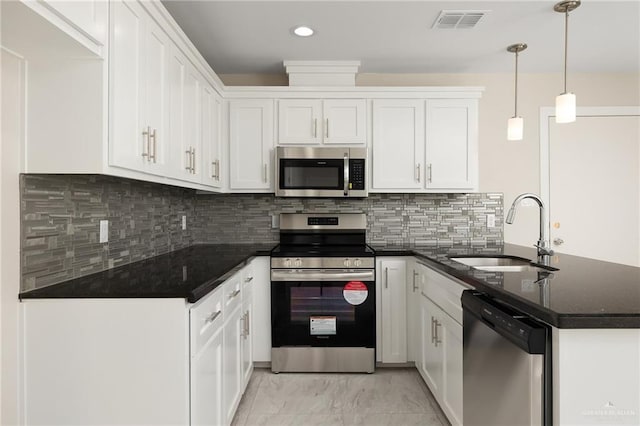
[310,316,336,335]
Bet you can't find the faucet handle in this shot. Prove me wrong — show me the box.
[534,243,554,256]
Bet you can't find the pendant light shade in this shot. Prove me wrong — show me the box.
[554,0,580,124]
[507,43,527,141]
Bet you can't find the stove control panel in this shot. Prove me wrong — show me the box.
[271,257,375,269]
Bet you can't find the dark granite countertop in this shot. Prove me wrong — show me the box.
[19,244,275,303]
[373,243,640,329]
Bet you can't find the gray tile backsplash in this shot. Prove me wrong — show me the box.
[21,174,503,291]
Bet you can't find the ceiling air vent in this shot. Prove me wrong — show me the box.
[432,10,489,29]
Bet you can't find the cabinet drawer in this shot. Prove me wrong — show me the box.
[224,274,243,314]
[421,265,465,325]
[190,287,224,354]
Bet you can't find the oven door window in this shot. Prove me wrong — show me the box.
[279,159,344,190]
[271,281,375,348]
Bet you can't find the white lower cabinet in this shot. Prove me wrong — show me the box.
[376,257,407,363]
[416,262,465,426]
[22,257,270,426]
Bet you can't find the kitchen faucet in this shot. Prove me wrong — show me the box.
[505,193,554,259]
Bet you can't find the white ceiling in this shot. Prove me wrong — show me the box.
[161,1,640,75]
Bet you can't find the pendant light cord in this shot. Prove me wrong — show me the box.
[563,10,569,93]
[514,50,519,116]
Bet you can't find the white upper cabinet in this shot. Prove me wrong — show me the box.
[370,98,478,193]
[425,99,478,190]
[201,85,223,188]
[277,99,366,145]
[371,99,425,190]
[229,99,274,191]
[109,0,170,177]
[42,0,108,46]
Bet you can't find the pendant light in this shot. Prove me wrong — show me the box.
[554,0,581,123]
[507,43,527,141]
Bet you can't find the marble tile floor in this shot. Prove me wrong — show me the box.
[231,368,450,426]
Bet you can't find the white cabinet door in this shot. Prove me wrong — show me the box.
[109,0,146,172]
[250,257,272,362]
[371,100,425,190]
[406,260,422,363]
[42,0,108,44]
[201,85,223,188]
[420,296,443,396]
[191,329,223,426]
[241,296,253,389]
[182,63,202,182]
[322,99,367,145]
[223,304,243,425]
[378,258,407,363]
[229,99,274,190]
[441,309,463,426]
[143,17,170,176]
[278,99,322,145]
[425,99,478,190]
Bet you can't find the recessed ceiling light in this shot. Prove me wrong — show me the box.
[293,26,314,37]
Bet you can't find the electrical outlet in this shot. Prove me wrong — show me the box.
[99,220,109,243]
[271,214,280,229]
[487,214,496,228]
[182,215,187,230]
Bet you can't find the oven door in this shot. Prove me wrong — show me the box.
[271,269,375,348]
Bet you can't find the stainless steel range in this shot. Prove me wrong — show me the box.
[270,213,375,373]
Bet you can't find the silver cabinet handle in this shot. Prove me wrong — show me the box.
[416,164,420,182]
[228,289,241,299]
[150,128,157,163]
[215,160,220,180]
[434,319,442,346]
[553,238,564,246]
[343,153,349,196]
[431,317,436,344]
[185,148,192,172]
[142,127,150,159]
[191,148,196,174]
[412,271,419,292]
[205,310,221,324]
[325,118,329,138]
[211,161,216,179]
[244,310,250,338]
[313,118,317,138]
[384,267,389,289]
[427,163,433,183]
[245,276,254,283]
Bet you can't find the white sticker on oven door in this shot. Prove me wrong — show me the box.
[343,281,368,305]
[310,316,336,335]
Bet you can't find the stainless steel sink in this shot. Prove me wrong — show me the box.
[449,256,558,272]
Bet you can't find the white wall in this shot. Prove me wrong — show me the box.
[1,47,25,426]
[221,72,640,246]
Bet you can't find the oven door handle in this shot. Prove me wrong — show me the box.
[271,269,375,282]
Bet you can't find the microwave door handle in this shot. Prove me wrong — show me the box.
[343,152,349,196]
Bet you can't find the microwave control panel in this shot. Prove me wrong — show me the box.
[349,159,365,190]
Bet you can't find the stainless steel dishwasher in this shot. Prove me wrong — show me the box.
[462,291,551,426]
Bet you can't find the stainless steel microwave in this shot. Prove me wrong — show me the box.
[275,147,368,197]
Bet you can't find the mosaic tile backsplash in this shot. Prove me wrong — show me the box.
[21,175,196,291]
[21,174,503,291]
[193,193,503,246]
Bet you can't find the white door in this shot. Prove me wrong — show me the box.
[109,0,146,171]
[190,329,223,426]
[201,85,223,188]
[546,109,640,266]
[143,18,169,176]
[277,99,321,144]
[379,259,407,363]
[371,100,425,190]
[167,45,186,180]
[420,296,443,395]
[182,64,201,182]
[229,99,274,190]
[323,99,367,145]
[406,262,421,362]
[223,305,243,425]
[441,311,463,426]
[425,99,477,190]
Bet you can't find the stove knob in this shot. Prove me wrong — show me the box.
[284,258,292,268]
[294,258,302,267]
[354,258,362,267]
[343,258,350,267]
